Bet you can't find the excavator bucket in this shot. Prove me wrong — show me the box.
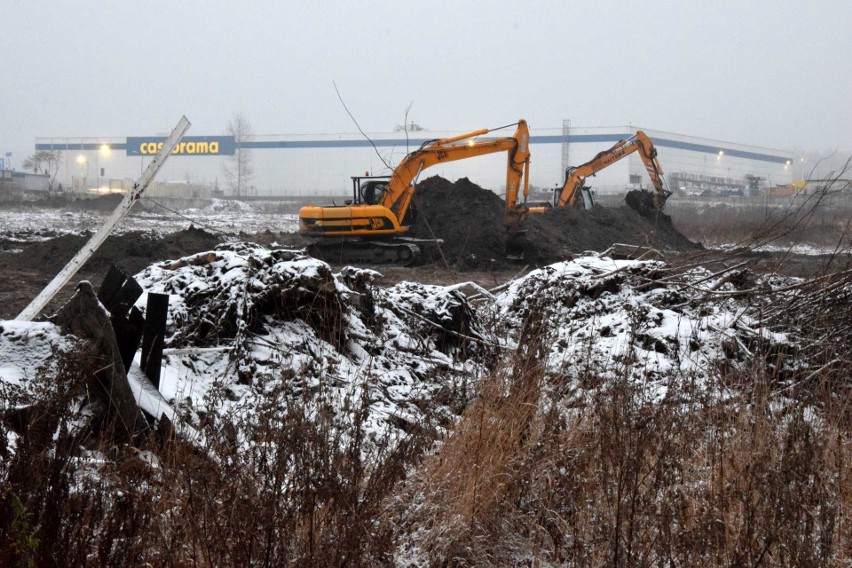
[625,189,663,216]
[579,187,595,209]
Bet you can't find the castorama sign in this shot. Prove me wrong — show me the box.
[126,136,235,156]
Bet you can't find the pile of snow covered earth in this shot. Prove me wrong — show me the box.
[2,242,809,454]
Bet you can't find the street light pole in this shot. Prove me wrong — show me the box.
[76,155,89,188]
[99,143,111,191]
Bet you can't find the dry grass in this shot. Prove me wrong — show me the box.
[670,196,852,250]
[382,248,852,566]
[1,296,849,566]
[0,362,432,566]
[390,347,850,567]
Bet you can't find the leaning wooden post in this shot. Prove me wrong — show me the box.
[53,281,149,441]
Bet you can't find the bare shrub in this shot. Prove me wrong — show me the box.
[0,350,434,566]
[386,315,850,566]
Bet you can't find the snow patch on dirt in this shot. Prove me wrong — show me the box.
[0,321,75,389]
[492,256,794,401]
[2,244,809,454]
[0,206,299,243]
[132,242,487,443]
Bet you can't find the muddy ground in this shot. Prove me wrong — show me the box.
[1,176,848,320]
[0,227,224,319]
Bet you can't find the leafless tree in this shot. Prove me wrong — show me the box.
[222,112,255,197]
[22,150,62,189]
[394,101,424,155]
[333,81,391,172]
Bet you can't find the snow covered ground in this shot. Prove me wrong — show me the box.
[0,199,301,241]
[719,242,841,255]
[2,243,808,456]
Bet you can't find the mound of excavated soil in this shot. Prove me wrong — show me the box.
[408,177,512,267]
[513,200,701,263]
[407,176,700,266]
[5,226,223,276]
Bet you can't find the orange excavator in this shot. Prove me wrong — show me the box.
[556,130,672,211]
[299,120,532,264]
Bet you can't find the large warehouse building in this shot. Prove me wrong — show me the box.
[35,122,794,199]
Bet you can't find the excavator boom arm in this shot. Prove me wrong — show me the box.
[557,130,671,208]
[633,132,670,198]
[382,120,530,223]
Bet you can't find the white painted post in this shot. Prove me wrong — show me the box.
[16,116,191,321]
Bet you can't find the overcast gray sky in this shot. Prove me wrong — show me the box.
[2,0,849,163]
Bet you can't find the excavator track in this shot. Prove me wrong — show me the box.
[305,239,422,266]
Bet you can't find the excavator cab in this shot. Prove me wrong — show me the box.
[556,167,595,209]
[352,176,389,205]
[351,175,417,225]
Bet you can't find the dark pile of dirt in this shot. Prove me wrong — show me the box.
[0,226,225,319]
[407,176,700,267]
[248,229,315,250]
[4,226,223,276]
[408,177,511,267]
[513,200,701,263]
